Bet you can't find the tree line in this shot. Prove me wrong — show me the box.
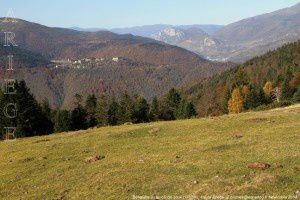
[0,81,196,139]
[227,69,300,114]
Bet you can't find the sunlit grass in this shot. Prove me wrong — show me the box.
[0,105,299,199]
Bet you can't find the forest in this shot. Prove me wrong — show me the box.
[185,41,300,116]
[1,41,300,139]
[0,81,196,139]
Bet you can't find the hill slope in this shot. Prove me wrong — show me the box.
[0,105,299,199]
[185,40,300,116]
[212,3,300,62]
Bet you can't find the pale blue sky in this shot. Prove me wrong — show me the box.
[0,0,299,28]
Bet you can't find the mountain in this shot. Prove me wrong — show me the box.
[215,3,300,44]
[111,24,171,37]
[209,2,300,62]
[110,24,223,37]
[152,27,207,44]
[151,27,225,61]
[69,27,106,32]
[129,3,300,63]
[0,18,207,66]
[68,4,300,63]
[184,40,300,116]
[0,18,231,108]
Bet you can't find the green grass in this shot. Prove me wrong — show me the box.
[0,105,299,199]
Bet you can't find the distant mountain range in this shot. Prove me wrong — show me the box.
[70,3,300,63]
[152,3,300,62]
[71,24,223,37]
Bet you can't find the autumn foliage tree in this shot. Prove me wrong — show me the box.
[228,88,244,114]
[263,81,273,97]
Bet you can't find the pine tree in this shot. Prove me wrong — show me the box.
[96,94,108,126]
[71,94,87,131]
[108,97,120,126]
[149,97,160,121]
[160,88,181,120]
[281,67,294,100]
[14,81,53,137]
[185,102,197,118]
[228,88,244,114]
[132,95,149,123]
[85,94,97,128]
[176,98,197,119]
[0,90,11,139]
[70,106,87,131]
[54,110,71,132]
[118,92,134,123]
[166,88,181,110]
[41,99,52,120]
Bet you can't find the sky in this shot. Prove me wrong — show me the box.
[0,0,299,29]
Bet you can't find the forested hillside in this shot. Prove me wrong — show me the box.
[185,41,300,116]
[0,18,232,109]
[0,45,49,68]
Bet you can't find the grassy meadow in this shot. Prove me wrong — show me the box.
[0,105,299,199]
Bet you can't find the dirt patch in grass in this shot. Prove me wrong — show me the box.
[85,155,105,163]
[248,162,271,170]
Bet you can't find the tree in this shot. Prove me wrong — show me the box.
[228,88,244,114]
[293,86,300,102]
[160,88,181,120]
[263,81,273,97]
[41,99,52,120]
[70,106,87,131]
[176,98,197,119]
[149,97,160,121]
[85,94,97,128]
[166,88,181,110]
[96,94,108,126]
[281,67,294,100]
[242,85,251,97]
[118,92,134,123]
[14,81,53,137]
[71,94,87,131]
[132,95,149,123]
[290,72,300,90]
[54,110,71,132]
[272,87,281,103]
[107,97,120,126]
[0,90,11,139]
[185,102,197,118]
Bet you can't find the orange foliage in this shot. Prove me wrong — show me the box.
[228,88,244,114]
[263,81,273,97]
